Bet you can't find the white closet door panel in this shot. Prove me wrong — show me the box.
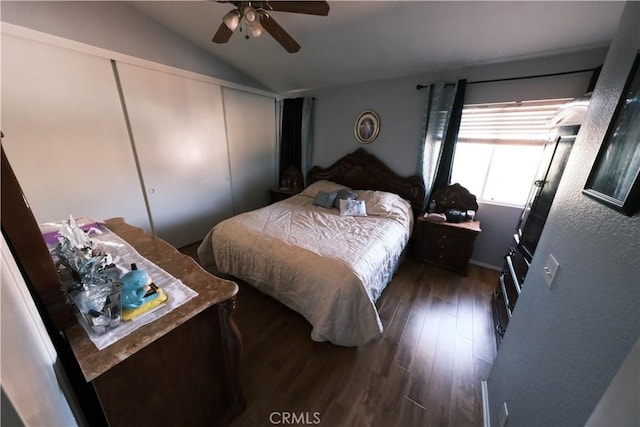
[223,87,277,214]
[1,34,150,231]
[116,62,233,248]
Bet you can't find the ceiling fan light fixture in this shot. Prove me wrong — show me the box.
[222,9,241,31]
[244,6,258,23]
[247,21,264,37]
[244,6,264,38]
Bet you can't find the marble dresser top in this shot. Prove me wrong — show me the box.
[65,217,238,382]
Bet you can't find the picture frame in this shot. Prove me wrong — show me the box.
[354,110,380,144]
[583,50,640,216]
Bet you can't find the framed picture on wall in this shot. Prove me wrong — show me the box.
[354,110,380,144]
[583,50,640,216]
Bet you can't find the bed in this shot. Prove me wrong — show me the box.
[197,148,425,346]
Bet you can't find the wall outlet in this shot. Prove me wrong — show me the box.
[499,401,509,427]
[543,253,560,288]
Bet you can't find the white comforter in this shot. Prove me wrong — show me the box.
[197,188,413,346]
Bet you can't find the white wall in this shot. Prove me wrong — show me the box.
[585,338,640,426]
[487,3,640,424]
[298,47,608,268]
[1,234,79,426]
[472,202,523,269]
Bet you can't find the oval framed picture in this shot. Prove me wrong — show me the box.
[354,110,380,144]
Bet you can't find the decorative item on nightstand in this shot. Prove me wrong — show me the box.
[412,183,480,275]
[281,165,304,191]
[272,165,304,203]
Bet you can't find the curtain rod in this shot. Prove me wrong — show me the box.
[416,67,598,90]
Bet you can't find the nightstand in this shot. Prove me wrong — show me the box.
[269,187,301,204]
[412,217,481,275]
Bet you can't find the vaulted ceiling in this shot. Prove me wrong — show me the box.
[128,1,626,93]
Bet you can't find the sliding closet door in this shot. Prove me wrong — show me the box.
[223,87,277,214]
[1,34,150,231]
[116,62,233,248]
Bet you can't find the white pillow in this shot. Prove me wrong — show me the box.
[355,190,410,217]
[300,180,350,198]
[339,199,367,217]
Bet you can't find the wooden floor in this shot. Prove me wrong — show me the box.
[179,244,499,427]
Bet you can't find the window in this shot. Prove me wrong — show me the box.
[451,99,572,206]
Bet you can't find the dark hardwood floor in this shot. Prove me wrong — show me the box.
[179,243,499,427]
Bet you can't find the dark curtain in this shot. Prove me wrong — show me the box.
[430,79,467,197]
[279,97,304,180]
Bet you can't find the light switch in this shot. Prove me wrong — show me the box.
[543,253,560,287]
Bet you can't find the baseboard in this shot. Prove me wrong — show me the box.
[470,259,502,271]
[481,380,491,427]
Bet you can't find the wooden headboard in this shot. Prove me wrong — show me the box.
[307,148,426,216]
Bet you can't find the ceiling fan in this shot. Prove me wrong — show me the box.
[212,1,330,53]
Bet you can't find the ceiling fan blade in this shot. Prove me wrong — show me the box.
[212,22,234,44]
[260,13,301,53]
[265,1,329,16]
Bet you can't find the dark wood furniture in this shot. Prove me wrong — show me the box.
[516,131,578,261]
[491,126,579,347]
[74,219,244,426]
[1,145,244,426]
[1,145,76,332]
[411,183,480,275]
[413,218,481,276]
[307,148,426,216]
[269,187,301,203]
[428,182,479,215]
[492,246,529,343]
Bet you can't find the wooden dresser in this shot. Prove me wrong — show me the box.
[66,218,245,426]
[413,218,481,275]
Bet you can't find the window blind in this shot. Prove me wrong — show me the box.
[457,98,572,145]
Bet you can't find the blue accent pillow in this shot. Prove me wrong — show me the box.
[313,191,338,209]
[333,189,358,209]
